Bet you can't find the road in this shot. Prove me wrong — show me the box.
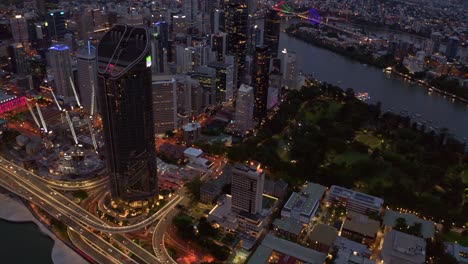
[0,157,180,233]
[1,156,108,191]
[0,158,184,264]
[0,171,136,263]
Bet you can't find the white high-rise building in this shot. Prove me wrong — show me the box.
[176,45,194,73]
[49,44,73,100]
[235,84,254,133]
[10,15,29,43]
[76,43,97,115]
[152,75,177,134]
[231,162,265,214]
[281,49,299,89]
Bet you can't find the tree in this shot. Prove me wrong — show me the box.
[185,177,203,202]
[408,222,423,237]
[426,237,458,264]
[198,217,218,238]
[395,217,408,232]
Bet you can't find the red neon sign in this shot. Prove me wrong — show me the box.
[0,96,27,114]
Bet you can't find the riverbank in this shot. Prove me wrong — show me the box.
[286,26,468,104]
[0,192,88,264]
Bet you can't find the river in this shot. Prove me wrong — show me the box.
[278,31,468,140]
[0,219,54,264]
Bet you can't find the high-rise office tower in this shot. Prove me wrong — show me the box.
[446,36,459,60]
[176,45,194,73]
[211,9,225,34]
[150,21,169,74]
[46,10,66,40]
[34,22,52,50]
[208,61,234,102]
[36,0,46,15]
[49,44,73,99]
[183,0,198,28]
[97,24,157,203]
[235,84,254,132]
[10,15,29,44]
[172,14,188,35]
[264,10,281,57]
[430,32,442,54]
[8,43,30,75]
[231,162,265,214]
[253,46,270,121]
[79,8,94,41]
[152,75,177,134]
[225,0,248,87]
[281,49,298,88]
[192,66,216,106]
[211,32,227,62]
[76,43,97,115]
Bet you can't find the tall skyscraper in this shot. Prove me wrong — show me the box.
[183,0,198,29]
[150,21,169,74]
[192,66,216,106]
[152,75,177,134]
[253,46,270,121]
[76,42,97,115]
[10,15,29,44]
[231,162,265,214]
[211,32,227,62]
[8,43,29,75]
[430,32,442,54]
[225,0,248,87]
[211,9,225,34]
[176,45,194,73]
[46,10,66,40]
[446,36,459,60]
[264,10,281,57]
[34,21,52,50]
[235,84,254,133]
[49,44,73,100]
[208,61,234,102]
[97,24,157,203]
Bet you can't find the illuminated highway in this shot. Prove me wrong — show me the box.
[0,157,184,264]
[0,171,135,263]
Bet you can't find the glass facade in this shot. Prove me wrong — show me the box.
[97,25,157,203]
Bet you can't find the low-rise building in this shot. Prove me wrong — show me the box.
[281,182,326,224]
[381,230,426,264]
[383,210,435,239]
[248,233,326,264]
[445,242,468,264]
[327,185,384,215]
[307,223,338,253]
[341,211,380,246]
[272,218,303,241]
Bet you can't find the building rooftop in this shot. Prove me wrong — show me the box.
[283,182,326,217]
[49,44,70,51]
[183,147,203,158]
[444,242,468,264]
[207,194,238,231]
[383,210,435,238]
[329,185,384,210]
[381,230,426,264]
[343,211,380,238]
[334,236,372,256]
[273,218,303,236]
[248,233,326,264]
[0,93,15,102]
[308,223,338,246]
[233,162,263,177]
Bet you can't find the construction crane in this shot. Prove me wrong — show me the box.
[65,111,78,146]
[26,102,41,129]
[49,88,63,112]
[69,77,82,109]
[87,118,98,151]
[35,103,48,133]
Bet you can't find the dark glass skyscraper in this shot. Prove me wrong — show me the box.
[253,46,270,121]
[225,0,248,87]
[97,25,157,203]
[264,10,281,57]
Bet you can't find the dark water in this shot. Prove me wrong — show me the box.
[0,219,54,264]
[279,31,468,140]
